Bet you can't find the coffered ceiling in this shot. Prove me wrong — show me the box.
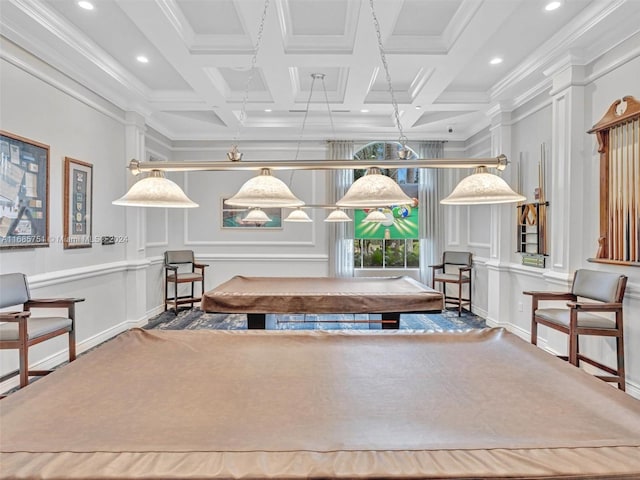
[1,0,639,142]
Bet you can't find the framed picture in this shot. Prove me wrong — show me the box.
[221,198,282,229]
[64,157,93,249]
[0,131,50,249]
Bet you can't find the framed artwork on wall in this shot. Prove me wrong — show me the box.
[221,198,282,229]
[64,157,93,249]
[0,130,50,249]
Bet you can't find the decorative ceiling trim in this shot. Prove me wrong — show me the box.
[10,0,150,100]
[442,0,483,50]
[490,0,625,100]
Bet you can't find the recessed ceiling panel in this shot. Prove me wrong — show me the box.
[43,0,190,90]
[393,0,460,36]
[177,0,245,35]
[289,0,347,35]
[278,0,360,53]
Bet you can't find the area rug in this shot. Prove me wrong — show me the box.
[145,308,486,331]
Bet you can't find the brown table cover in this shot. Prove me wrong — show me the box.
[2,328,640,479]
[201,275,444,313]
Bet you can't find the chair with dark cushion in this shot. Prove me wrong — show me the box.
[0,272,84,389]
[524,269,627,390]
[164,250,209,313]
[429,251,472,316]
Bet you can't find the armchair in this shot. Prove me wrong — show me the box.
[429,251,472,316]
[0,273,84,389]
[524,269,627,390]
[164,250,209,313]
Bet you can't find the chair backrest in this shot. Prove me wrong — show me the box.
[443,251,472,267]
[164,250,195,266]
[0,273,30,309]
[571,269,627,303]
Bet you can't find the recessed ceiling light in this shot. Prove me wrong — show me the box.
[77,1,94,10]
[360,109,369,113]
[545,1,562,11]
[136,55,149,64]
[264,109,272,112]
[415,105,422,110]
[489,57,503,65]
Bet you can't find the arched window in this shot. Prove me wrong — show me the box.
[352,142,420,270]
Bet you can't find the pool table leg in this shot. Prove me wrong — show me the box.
[381,313,400,329]
[247,313,266,329]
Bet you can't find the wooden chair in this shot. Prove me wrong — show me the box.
[164,250,208,313]
[524,269,627,390]
[0,272,84,389]
[429,251,472,316]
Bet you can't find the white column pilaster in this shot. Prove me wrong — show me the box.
[486,105,516,324]
[545,57,586,276]
[123,111,150,323]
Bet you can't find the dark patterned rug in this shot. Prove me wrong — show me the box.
[145,308,486,331]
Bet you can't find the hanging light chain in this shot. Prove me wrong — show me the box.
[294,73,319,161]
[320,74,336,138]
[231,0,270,155]
[368,0,408,153]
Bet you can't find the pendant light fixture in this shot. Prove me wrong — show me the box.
[362,209,388,223]
[336,167,412,207]
[112,170,198,208]
[241,207,271,225]
[284,207,312,222]
[112,0,523,208]
[440,167,526,205]
[335,0,413,207]
[226,168,304,207]
[324,208,352,222]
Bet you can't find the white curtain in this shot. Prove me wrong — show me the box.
[418,141,445,284]
[328,140,355,277]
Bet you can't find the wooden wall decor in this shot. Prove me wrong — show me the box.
[587,95,640,266]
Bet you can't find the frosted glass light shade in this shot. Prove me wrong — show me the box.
[336,168,412,207]
[242,208,271,224]
[226,168,304,207]
[363,210,387,223]
[441,167,526,205]
[285,208,312,222]
[112,170,198,208]
[324,209,352,222]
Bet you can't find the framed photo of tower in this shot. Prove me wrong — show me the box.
[0,130,50,249]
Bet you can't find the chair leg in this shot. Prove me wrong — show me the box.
[174,282,179,313]
[469,278,472,314]
[164,277,168,312]
[69,330,77,362]
[568,332,579,366]
[190,281,195,309]
[617,333,626,392]
[458,281,462,316]
[530,318,538,345]
[18,345,28,388]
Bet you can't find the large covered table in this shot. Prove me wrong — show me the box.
[201,275,444,329]
[2,327,640,479]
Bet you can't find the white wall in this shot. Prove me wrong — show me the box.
[0,39,137,390]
